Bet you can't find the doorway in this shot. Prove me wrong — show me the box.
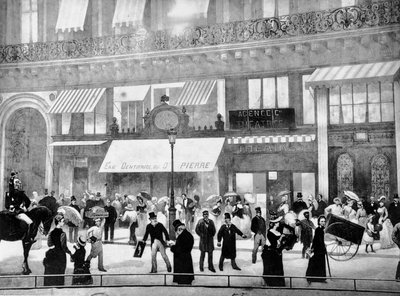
[73,167,88,198]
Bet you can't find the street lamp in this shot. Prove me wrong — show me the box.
[167,128,177,239]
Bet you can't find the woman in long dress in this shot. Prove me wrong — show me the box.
[377,196,394,249]
[261,216,285,287]
[135,195,147,237]
[43,214,72,286]
[356,201,368,228]
[306,215,327,284]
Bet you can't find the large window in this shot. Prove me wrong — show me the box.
[84,95,107,134]
[329,82,394,124]
[248,76,289,109]
[302,75,315,125]
[21,0,38,43]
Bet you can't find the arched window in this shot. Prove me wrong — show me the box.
[337,153,353,194]
[371,154,390,198]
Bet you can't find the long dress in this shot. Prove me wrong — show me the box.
[261,230,285,286]
[377,206,394,249]
[306,226,326,282]
[71,246,93,285]
[43,228,71,286]
[136,203,147,237]
[171,229,195,285]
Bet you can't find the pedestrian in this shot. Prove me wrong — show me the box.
[182,193,193,226]
[43,213,72,286]
[277,195,289,217]
[68,196,81,243]
[217,213,246,271]
[71,235,92,285]
[292,192,308,215]
[306,215,327,284]
[391,222,400,280]
[136,195,148,237]
[365,196,379,225]
[363,214,378,253]
[142,212,172,273]
[377,196,394,249]
[389,194,400,227]
[251,207,266,264]
[311,194,327,218]
[195,210,216,272]
[325,197,343,217]
[297,211,315,259]
[170,220,195,285]
[104,198,118,242]
[121,203,138,245]
[86,218,107,272]
[261,215,285,286]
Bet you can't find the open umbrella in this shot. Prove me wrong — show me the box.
[206,194,222,202]
[344,190,359,201]
[158,196,169,204]
[276,190,291,198]
[58,205,82,226]
[139,191,152,200]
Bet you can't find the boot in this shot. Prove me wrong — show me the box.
[219,257,224,271]
[24,224,36,244]
[231,260,241,271]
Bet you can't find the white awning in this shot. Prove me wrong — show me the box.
[114,85,150,102]
[305,60,400,88]
[55,0,89,32]
[48,88,106,113]
[99,138,225,173]
[112,0,146,27]
[168,0,210,18]
[175,80,216,106]
[49,141,107,147]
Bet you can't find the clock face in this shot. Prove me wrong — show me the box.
[154,110,179,130]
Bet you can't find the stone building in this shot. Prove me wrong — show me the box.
[0,0,399,211]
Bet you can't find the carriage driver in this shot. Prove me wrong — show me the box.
[8,178,36,243]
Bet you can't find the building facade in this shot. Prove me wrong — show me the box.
[0,0,399,211]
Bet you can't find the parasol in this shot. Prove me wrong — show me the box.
[158,196,169,204]
[139,191,152,200]
[344,190,359,201]
[206,194,222,202]
[58,205,82,226]
[223,191,238,198]
[276,190,291,198]
[243,192,255,204]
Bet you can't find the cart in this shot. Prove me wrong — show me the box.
[324,213,365,261]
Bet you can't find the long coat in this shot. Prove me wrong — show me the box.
[217,223,243,259]
[171,229,194,284]
[306,226,327,282]
[195,218,216,252]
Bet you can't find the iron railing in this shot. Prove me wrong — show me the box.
[0,273,398,293]
[0,0,399,64]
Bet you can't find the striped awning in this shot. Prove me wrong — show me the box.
[227,134,316,145]
[305,60,400,88]
[175,80,216,106]
[112,0,146,27]
[55,0,89,32]
[48,88,106,114]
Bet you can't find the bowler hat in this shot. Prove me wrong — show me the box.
[224,213,231,219]
[255,207,261,213]
[149,212,157,220]
[297,192,303,198]
[172,219,184,231]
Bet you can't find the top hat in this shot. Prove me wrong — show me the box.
[78,235,86,247]
[149,212,157,220]
[96,192,101,197]
[172,219,184,231]
[394,194,399,199]
[224,213,231,219]
[297,192,303,198]
[255,207,261,213]
[71,196,76,201]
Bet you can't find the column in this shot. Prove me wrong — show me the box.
[394,81,400,194]
[316,87,329,198]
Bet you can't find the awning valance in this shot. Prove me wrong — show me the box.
[49,141,107,147]
[112,0,146,27]
[114,85,150,102]
[99,138,225,173]
[55,0,89,32]
[48,88,106,113]
[227,134,316,144]
[305,60,400,88]
[175,80,216,106]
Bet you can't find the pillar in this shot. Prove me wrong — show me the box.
[394,81,400,194]
[316,87,329,198]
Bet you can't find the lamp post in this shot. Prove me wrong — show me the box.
[167,128,177,239]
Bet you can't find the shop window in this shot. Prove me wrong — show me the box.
[371,154,390,198]
[262,0,290,18]
[61,113,71,135]
[329,82,394,124]
[236,173,267,207]
[293,172,315,200]
[84,95,107,135]
[21,0,38,43]
[248,76,289,109]
[302,75,315,125]
[337,153,353,194]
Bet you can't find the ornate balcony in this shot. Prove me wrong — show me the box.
[1,0,399,64]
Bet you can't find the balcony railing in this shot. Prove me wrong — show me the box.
[0,0,399,64]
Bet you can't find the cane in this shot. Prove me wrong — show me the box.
[325,246,332,277]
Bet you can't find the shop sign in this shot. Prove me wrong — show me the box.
[229,108,295,129]
[235,142,315,154]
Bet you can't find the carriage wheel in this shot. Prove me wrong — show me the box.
[324,222,360,261]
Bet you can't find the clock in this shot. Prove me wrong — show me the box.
[154,110,180,130]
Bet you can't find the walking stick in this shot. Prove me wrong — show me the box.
[325,245,332,277]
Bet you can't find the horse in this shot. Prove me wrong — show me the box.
[0,206,53,274]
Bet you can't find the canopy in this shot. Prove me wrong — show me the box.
[48,88,105,113]
[99,138,225,173]
[55,0,89,32]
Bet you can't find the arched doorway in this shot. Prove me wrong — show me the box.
[371,154,390,198]
[4,108,47,198]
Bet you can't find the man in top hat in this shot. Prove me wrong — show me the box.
[86,217,107,272]
[68,196,81,243]
[195,210,216,272]
[142,212,172,273]
[389,194,400,227]
[104,198,118,242]
[217,213,246,271]
[292,192,307,215]
[251,207,267,264]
